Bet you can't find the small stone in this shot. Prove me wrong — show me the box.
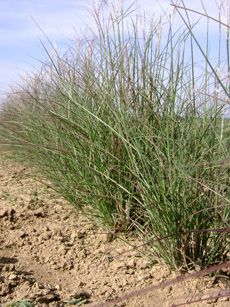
[9,230,26,240]
[61,260,73,270]
[77,231,87,239]
[35,282,46,289]
[2,264,15,273]
[33,208,44,217]
[0,208,8,217]
[62,214,70,220]
[2,266,9,273]
[0,284,10,296]
[41,232,52,240]
[140,260,151,269]
[106,233,114,242]
[126,259,136,268]
[112,262,123,270]
[66,242,74,247]
[9,208,16,216]
[125,269,135,275]
[58,245,67,254]
[78,281,86,287]
[70,230,77,239]
[138,273,153,281]
[8,273,18,280]
[55,284,61,291]
[54,229,63,237]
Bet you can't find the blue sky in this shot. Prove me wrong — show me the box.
[0,0,228,100]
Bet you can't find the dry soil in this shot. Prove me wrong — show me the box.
[0,157,230,306]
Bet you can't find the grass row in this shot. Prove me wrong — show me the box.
[0,0,230,271]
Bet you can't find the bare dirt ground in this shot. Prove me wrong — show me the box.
[0,157,230,307]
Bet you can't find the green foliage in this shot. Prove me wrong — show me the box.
[0,0,229,271]
[5,299,35,307]
[62,297,88,306]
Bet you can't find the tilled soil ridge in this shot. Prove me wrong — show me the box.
[0,157,229,306]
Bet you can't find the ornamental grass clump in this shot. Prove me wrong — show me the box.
[0,0,229,271]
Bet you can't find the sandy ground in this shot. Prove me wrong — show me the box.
[0,157,230,307]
